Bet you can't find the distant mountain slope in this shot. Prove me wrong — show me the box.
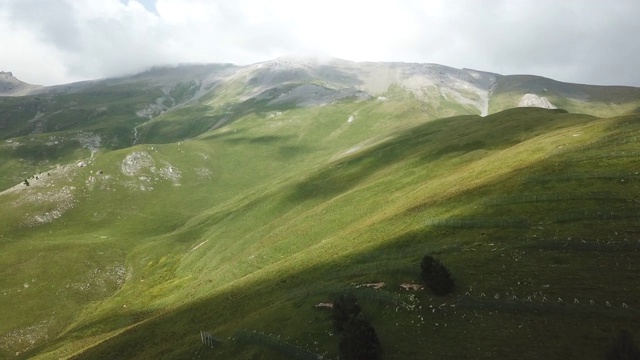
[489,74,640,116]
[3,58,639,147]
[1,58,640,193]
[0,71,42,96]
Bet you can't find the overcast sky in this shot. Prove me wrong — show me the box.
[1,0,639,86]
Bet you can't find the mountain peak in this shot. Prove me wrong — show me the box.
[254,55,347,68]
[0,71,40,96]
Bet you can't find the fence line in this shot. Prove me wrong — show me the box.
[235,330,326,360]
[451,293,638,319]
[200,331,222,348]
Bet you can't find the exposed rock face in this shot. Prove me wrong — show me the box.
[228,57,500,116]
[120,151,182,190]
[263,83,370,107]
[517,93,557,109]
[0,71,40,96]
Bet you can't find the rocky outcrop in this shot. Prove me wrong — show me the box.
[517,93,557,109]
[120,151,182,190]
[0,71,40,96]
[121,151,155,176]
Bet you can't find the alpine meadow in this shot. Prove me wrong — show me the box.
[1,57,640,359]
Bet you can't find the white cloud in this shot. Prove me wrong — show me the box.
[0,0,639,86]
[0,5,73,84]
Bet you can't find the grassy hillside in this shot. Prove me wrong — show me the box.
[1,62,640,359]
[1,98,639,359]
[0,65,237,191]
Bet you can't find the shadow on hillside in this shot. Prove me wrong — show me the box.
[9,141,85,163]
[218,134,312,159]
[18,308,155,360]
[287,108,591,203]
[138,87,307,144]
[137,70,368,145]
[222,135,294,145]
[64,206,640,359]
[315,65,364,86]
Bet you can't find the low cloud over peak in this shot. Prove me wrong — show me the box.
[1,0,639,87]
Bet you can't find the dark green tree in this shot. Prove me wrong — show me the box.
[420,255,455,296]
[23,179,30,186]
[606,330,640,360]
[339,317,381,360]
[331,293,361,331]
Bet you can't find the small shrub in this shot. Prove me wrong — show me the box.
[339,317,381,360]
[331,293,361,331]
[606,330,640,360]
[420,255,455,296]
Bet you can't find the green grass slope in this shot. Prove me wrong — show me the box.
[2,101,639,359]
[0,96,431,357]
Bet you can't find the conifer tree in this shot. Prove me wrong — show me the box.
[420,254,455,296]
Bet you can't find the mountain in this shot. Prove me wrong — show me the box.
[1,58,640,359]
[0,71,42,96]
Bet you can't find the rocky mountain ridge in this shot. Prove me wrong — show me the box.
[0,71,41,96]
[4,58,640,118]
